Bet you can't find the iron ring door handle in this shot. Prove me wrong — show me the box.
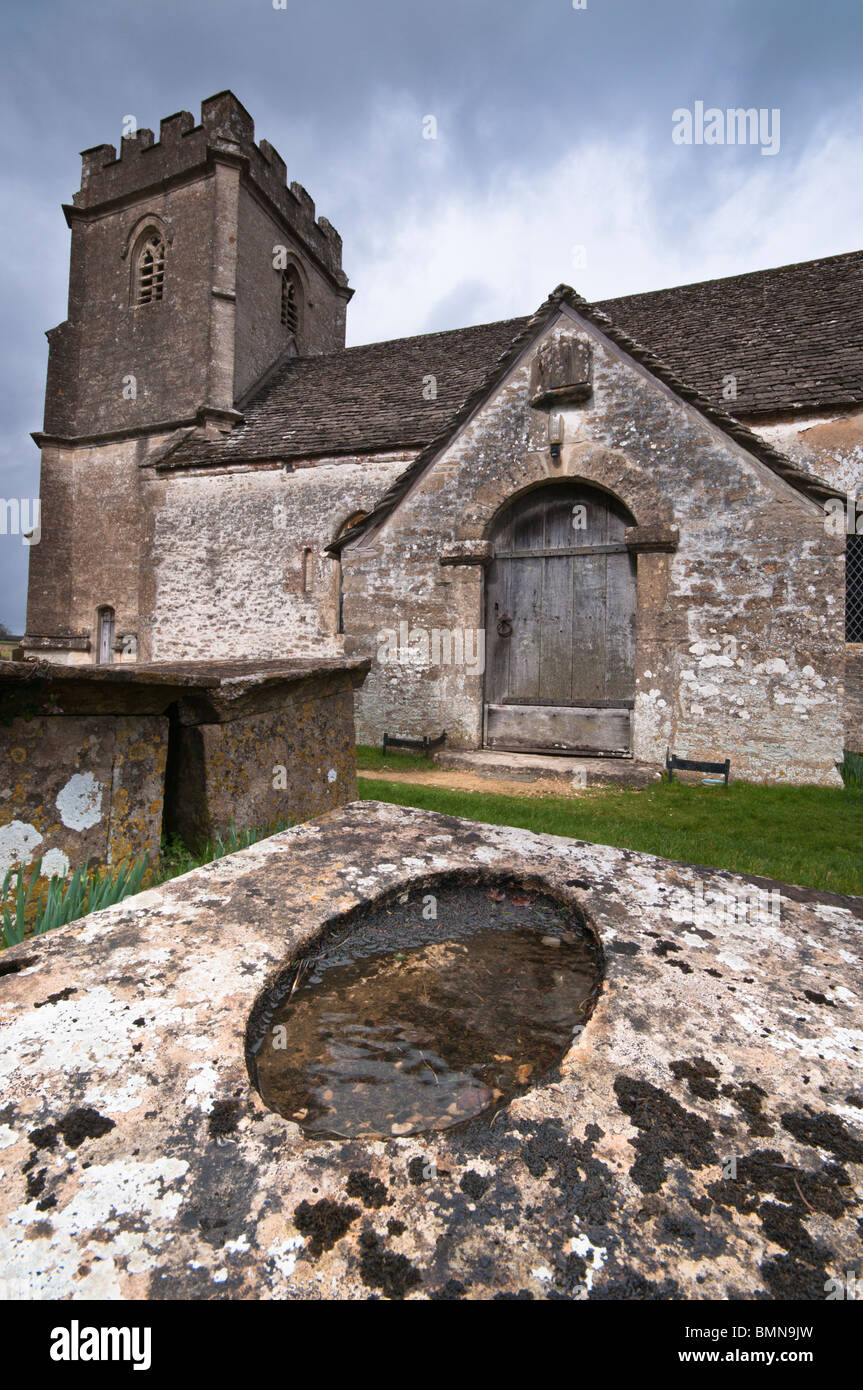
[497,615,513,637]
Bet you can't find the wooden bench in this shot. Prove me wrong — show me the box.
[382,731,446,756]
[665,748,730,786]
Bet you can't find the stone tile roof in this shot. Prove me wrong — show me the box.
[158,317,528,470]
[157,250,862,478]
[328,284,840,554]
[596,249,863,418]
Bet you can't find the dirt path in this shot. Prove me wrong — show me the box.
[357,766,592,799]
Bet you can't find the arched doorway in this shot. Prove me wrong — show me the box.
[484,482,636,755]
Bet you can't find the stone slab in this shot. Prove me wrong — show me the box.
[0,658,371,720]
[0,802,861,1301]
[434,748,661,789]
[165,688,360,846]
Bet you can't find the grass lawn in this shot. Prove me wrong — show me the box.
[356,748,863,895]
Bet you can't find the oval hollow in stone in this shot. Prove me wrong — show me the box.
[248,877,603,1140]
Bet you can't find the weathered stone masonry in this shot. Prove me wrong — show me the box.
[24,92,863,784]
[146,454,408,664]
[341,313,846,783]
[28,92,352,663]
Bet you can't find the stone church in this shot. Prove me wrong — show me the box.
[25,92,863,784]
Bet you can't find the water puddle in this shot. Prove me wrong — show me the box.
[251,879,601,1139]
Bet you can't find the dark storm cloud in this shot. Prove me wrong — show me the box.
[1,0,861,628]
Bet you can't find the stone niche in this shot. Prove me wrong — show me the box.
[0,657,369,875]
[529,334,593,408]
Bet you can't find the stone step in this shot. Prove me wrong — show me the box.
[432,749,661,790]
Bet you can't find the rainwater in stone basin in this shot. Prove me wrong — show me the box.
[253,880,602,1139]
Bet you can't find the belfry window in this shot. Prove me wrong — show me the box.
[135,233,165,305]
[847,536,863,642]
[281,271,300,333]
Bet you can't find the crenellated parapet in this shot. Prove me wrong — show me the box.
[73,91,346,283]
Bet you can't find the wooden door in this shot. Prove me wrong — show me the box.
[484,483,636,754]
[97,607,115,665]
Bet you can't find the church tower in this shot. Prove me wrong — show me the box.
[26,92,352,663]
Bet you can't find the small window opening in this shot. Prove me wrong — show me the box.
[135,233,165,305]
[281,271,299,333]
[302,548,313,594]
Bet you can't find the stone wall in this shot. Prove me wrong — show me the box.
[164,661,368,848]
[26,439,406,668]
[846,645,863,754]
[234,186,347,398]
[0,711,167,879]
[44,177,217,438]
[147,455,409,662]
[751,410,863,496]
[342,312,846,784]
[25,433,159,663]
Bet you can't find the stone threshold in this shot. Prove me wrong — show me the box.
[433,748,661,789]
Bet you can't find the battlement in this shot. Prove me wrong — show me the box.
[73,91,346,282]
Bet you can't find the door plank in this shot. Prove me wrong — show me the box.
[496,543,628,559]
[484,556,508,706]
[508,557,543,700]
[540,554,573,704]
[572,551,607,703]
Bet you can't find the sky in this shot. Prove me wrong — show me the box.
[1,0,861,631]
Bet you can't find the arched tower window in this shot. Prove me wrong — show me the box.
[281,269,300,334]
[134,231,166,305]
